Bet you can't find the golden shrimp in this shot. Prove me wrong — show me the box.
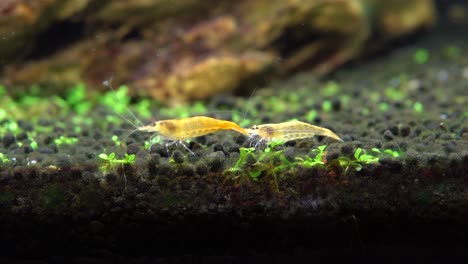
[138,116,249,155]
[245,120,343,146]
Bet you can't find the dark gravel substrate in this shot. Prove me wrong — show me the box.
[0,22,467,260]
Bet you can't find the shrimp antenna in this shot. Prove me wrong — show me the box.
[233,87,258,146]
[102,75,144,128]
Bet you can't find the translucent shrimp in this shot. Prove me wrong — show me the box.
[103,77,248,156]
[138,116,249,155]
[245,120,343,147]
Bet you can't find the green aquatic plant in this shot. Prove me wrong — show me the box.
[99,152,136,165]
[232,111,252,128]
[54,136,79,145]
[230,147,256,172]
[0,153,10,164]
[385,87,405,101]
[144,135,162,150]
[0,108,6,120]
[378,102,389,112]
[229,140,294,189]
[322,100,332,112]
[264,138,285,153]
[100,85,132,115]
[305,109,318,123]
[111,135,121,146]
[413,48,429,64]
[338,147,380,173]
[443,45,461,59]
[0,120,20,135]
[372,148,403,158]
[322,81,340,96]
[295,145,327,168]
[413,102,424,113]
[65,83,92,114]
[98,152,136,175]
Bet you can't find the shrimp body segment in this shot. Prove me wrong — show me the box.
[245,120,343,144]
[138,116,249,141]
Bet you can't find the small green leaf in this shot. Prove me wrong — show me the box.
[125,154,136,163]
[108,152,116,160]
[98,154,108,160]
[249,170,262,179]
[354,148,363,160]
[353,163,363,171]
[317,145,327,152]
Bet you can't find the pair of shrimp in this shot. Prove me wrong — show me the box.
[137,116,248,155]
[245,120,343,147]
[104,78,248,156]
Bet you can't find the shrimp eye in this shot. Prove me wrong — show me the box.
[252,125,259,130]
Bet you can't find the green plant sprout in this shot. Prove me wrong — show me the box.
[322,81,340,96]
[230,147,256,172]
[338,147,380,173]
[0,108,6,120]
[0,120,20,135]
[112,135,121,146]
[144,135,162,150]
[413,48,429,64]
[267,97,287,113]
[305,109,318,123]
[296,145,327,167]
[264,138,285,153]
[25,132,39,150]
[99,152,136,192]
[372,148,402,158]
[385,87,405,101]
[98,152,136,175]
[443,45,461,59]
[413,102,424,113]
[99,152,136,165]
[100,85,132,115]
[322,100,332,112]
[65,83,92,114]
[134,99,152,119]
[229,142,294,190]
[54,136,79,145]
[0,153,9,164]
[378,102,389,112]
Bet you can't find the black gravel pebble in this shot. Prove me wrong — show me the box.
[43,135,53,145]
[213,144,225,154]
[443,141,457,154]
[340,143,354,155]
[172,150,185,164]
[179,164,195,177]
[383,130,395,141]
[16,132,27,141]
[39,147,54,154]
[22,145,33,154]
[388,125,399,136]
[17,120,33,131]
[207,151,225,172]
[195,162,209,176]
[379,157,402,173]
[398,124,411,137]
[2,132,16,148]
[150,144,168,157]
[331,99,341,111]
[126,143,141,155]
